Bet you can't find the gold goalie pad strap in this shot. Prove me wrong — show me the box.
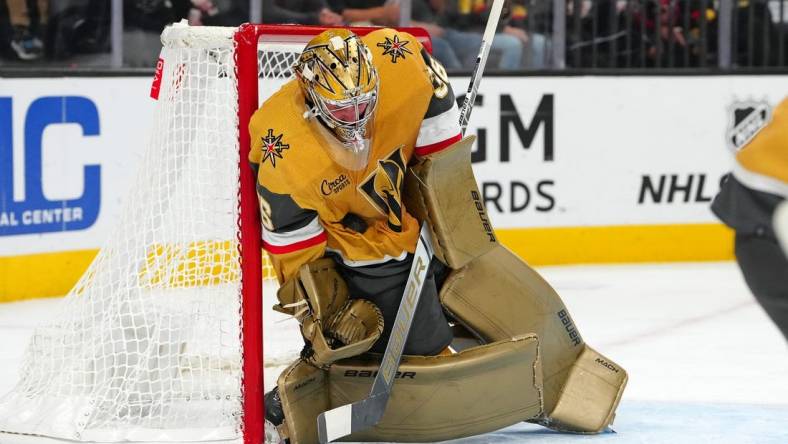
[403,135,498,269]
[440,244,627,432]
[278,335,544,443]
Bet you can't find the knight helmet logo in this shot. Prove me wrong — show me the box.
[359,147,406,232]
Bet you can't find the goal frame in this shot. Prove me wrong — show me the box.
[234,24,430,444]
[0,23,432,444]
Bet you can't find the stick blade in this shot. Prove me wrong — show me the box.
[318,395,388,443]
[317,403,352,444]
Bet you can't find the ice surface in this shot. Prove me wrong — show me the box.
[1,261,786,443]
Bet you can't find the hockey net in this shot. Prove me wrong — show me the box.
[0,23,429,444]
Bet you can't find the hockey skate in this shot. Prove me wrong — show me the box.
[265,387,287,444]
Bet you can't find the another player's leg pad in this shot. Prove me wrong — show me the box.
[440,244,628,433]
[278,335,543,443]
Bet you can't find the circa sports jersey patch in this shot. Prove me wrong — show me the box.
[376,35,412,63]
[727,100,772,152]
[261,129,290,167]
[321,173,351,196]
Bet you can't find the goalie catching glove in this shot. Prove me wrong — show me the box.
[275,258,384,368]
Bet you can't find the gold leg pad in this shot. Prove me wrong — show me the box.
[278,335,543,443]
[539,345,628,433]
[404,135,498,269]
[440,244,628,432]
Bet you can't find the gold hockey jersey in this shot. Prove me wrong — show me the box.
[249,29,461,283]
[712,97,788,237]
[733,97,788,190]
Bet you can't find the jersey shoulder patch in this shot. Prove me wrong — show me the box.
[364,28,423,65]
[364,29,434,124]
[249,81,327,196]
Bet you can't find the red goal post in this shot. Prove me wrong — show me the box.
[236,24,430,444]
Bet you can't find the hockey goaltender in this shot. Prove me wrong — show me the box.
[248,28,627,444]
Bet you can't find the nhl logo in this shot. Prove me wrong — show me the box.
[727,100,771,152]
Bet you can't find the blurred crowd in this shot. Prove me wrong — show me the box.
[0,0,787,70]
[567,0,788,68]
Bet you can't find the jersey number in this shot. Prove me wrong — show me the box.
[425,54,449,99]
[258,196,274,231]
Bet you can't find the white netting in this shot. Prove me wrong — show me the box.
[0,24,311,442]
[257,41,303,106]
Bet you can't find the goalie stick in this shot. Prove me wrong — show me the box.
[317,224,434,443]
[316,2,506,442]
[459,0,506,136]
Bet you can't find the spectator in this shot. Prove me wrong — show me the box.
[326,0,399,26]
[326,0,475,70]
[566,0,624,68]
[187,0,218,25]
[506,1,550,69]
[733,0,781,67]
[262,0,342,26]
[625,0,714,68]
[123,0,190,67]
[125,0,191,32]
[121,1,246,66]
[647,0,690,66]
[188,0,248,26]
[434,0,524,70]
[329,0,523,70]
[72,0,111,54]
[410,0,470,70]
[43,0,112,60]
[5,0,47,60]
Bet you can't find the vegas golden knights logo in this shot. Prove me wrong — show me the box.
[360,147,406,232]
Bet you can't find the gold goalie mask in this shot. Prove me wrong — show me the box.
[294,29,379,164]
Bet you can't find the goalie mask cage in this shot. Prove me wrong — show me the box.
[0,24,430,444]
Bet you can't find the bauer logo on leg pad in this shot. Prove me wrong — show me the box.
[558,309,582,347]
[471,190,496,242]
[343,370,416,379]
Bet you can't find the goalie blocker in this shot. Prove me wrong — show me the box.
[275,136,627,442]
